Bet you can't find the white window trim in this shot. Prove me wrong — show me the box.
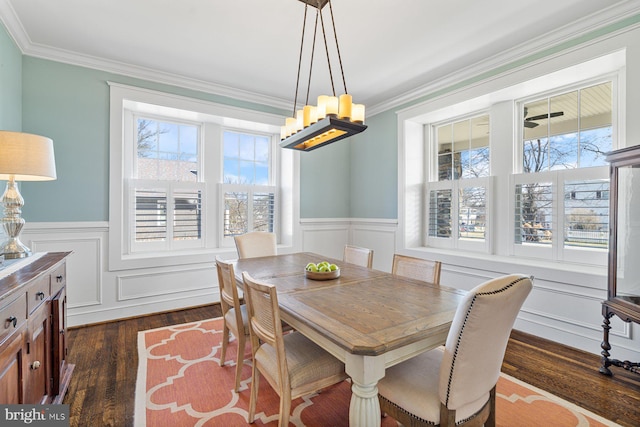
[510,166,609,265]
[219,183,277,247]
[108,82,300,271]
[426,177,493,253]
[397,48,625,275]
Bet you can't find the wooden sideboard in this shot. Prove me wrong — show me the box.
[0,252,74,404]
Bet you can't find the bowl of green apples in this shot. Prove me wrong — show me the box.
[305,261,340,280]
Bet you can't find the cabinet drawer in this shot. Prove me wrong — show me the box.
[50,263,66,296]
[0,294,27,345]
[27,275,50,315]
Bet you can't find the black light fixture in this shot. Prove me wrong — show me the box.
[280,0,367,152]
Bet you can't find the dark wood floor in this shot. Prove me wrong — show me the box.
[63,304,640,427]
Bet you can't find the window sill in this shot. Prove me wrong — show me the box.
[401,247,607,289]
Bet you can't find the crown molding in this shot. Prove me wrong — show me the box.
[2,0,639,117]
[367,1,640,116]
[0,0,290,113]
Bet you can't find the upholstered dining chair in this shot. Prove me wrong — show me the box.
[234,231,277,259]
[343,244,374,268]
[377,274,533,427]
[392,253,442,285]
[242,272,348,427]
[215,256,250,393]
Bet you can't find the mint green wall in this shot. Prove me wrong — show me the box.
[19,57,289,222]
[15,14,640,222]
[0,24,22,130]
[348,111,397,219]
[299,135,351,218]
[21,59,110,221]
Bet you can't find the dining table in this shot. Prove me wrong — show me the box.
[233,252,466,427]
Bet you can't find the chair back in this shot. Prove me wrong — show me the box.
[343,245,374,268]
[242,272,288,380]
[439,274,532,412]
[392,254,442,285]
[234,231,277,259]
[215,256,243,322]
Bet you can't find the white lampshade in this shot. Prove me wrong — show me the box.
[0,131,57,181]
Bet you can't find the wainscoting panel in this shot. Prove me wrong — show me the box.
[300,220,350,260]
[349,219,397,271]
[31,236,103,308]
[19,220,640,361]
[118,266,215,301]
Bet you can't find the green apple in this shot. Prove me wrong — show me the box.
[306,262,318,272]
[318,264,331,272]
[329,264,338,271]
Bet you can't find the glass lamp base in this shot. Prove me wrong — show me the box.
[0,237,32,259]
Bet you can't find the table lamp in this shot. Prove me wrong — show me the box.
[0,131,57,259]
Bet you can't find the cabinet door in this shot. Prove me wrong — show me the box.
[0,329,25,404]
[24,303,51,404]
[51,287,67,396]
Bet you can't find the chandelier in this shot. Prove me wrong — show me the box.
[280,0,367,152]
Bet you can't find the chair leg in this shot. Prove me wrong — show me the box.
[485,386,497,427]
[220,323,230,366]
[279,389,292,427]
[233,333,246,392]
[248,363,259,424]
[440,403,457,427]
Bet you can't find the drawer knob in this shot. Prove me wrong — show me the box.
[36,291,45,300]
[31,360,41,370]
[6,315,17,328]
[56,275,63,282]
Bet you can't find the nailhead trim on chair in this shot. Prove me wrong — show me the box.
[444,275,532,407]
[378,394,438,426]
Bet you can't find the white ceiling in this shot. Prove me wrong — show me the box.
[1,0,639,114]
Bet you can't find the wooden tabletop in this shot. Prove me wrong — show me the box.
[234,252,465,356]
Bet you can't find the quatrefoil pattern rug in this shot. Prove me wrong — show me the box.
[135,318,618,427]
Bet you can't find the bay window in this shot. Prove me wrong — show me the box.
[427,114,492,252]
[108,83,295,270]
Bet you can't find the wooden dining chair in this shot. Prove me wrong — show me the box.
[242,272,348,427]
[215,256,250,393]
[343,244,374,268]
[234,231,277,259]
[377,274,533,427]
[391,253,442,285]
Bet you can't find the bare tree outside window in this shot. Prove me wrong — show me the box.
[222,131,275,237]
[518,81,612,249]
[431,115,490,243]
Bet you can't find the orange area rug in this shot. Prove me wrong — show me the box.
[135,317,619,426]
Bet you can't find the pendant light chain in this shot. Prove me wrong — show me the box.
[293,4,309,116]
[305,10,320,106]
[317,0,336,97]
[328,0,348,95]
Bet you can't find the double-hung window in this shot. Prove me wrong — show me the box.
[129,117,205,253]
[427,114,492,252]
[220,130,276,246]
[513,81,613,264]
[109,83,294,269]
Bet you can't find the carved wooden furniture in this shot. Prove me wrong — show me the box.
[0,252,73,404]
[601,145,640,375]
[234,252,464,427]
